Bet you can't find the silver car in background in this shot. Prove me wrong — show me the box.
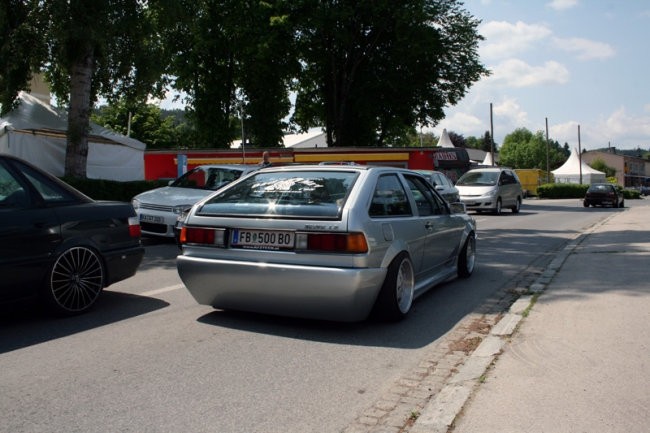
[132,164,257,237]
[177,165,476,322]
[455,167,523,214]
[415,170,460,203]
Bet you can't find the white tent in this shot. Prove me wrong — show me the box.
[437,128,454,148]
[283,128,327,148]
[552,148,606,184]
[482,152,494,166]
[0,92,146,181]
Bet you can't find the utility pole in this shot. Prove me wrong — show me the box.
[545,117,550,183]
[578,125,582,185]
[490,103,495,166]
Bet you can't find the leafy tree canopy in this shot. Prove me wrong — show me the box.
[92,101,189,150]
[499,127,567,170]
[292,0,489,147]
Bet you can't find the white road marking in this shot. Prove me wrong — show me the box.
[141,284,184,297]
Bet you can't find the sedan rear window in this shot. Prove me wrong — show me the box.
[197,170,358,218]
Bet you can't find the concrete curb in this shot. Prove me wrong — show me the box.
[409,211,618,433]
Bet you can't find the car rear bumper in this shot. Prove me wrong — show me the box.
[177,255,386,322]
[104,245,145,285]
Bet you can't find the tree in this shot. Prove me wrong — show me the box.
[92,101,187,149]
[159,0,298,148]
[499,127,566,170]
[1,0,166,178]
[447,131,466,148]
[588,158,616,178]
[291,0,488,147]
[0,0,47,114]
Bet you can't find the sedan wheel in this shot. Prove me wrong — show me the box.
[45,246,105,315]
[511,197,521,213]
[457,234,476,278]
[373,252,415,321]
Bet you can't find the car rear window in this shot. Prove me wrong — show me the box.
[197,170,358,218]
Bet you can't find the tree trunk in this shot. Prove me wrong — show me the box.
[65,44,94,179]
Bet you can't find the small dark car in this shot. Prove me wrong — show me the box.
[0,154,145,315]
[583,183,624,208]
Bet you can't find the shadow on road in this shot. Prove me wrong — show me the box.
[0,291,169,354]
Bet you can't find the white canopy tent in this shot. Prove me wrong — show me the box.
[482,151,494,166]
[437,128,454,148]
[552,148,606,184]
[0,92,146,181]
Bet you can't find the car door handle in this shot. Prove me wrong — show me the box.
[425,221,434,231]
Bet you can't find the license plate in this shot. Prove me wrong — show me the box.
[140,214,164,224]
[231,229,295,250]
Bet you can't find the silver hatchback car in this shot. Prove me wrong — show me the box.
[176,165,476,322]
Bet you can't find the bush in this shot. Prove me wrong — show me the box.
[61,177,168,202]
[537,183,589,199]
[623,188,640,199]
[537,182,641,200]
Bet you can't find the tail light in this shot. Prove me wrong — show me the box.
[180,226,226,246]
[128,216,141,238]
[297,232,368,253]
[181,226,367,254]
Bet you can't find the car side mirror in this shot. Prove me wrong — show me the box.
[449,202,466,214]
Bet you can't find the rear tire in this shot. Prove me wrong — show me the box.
[373,252,415,321]
[44,246,105,315]
[458,234,476,278]
[511,197,521,213]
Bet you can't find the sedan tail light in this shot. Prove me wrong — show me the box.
[128,216,141,238]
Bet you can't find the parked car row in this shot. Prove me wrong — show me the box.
[3,153,627,322]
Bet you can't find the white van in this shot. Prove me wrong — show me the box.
[455,167,523,214]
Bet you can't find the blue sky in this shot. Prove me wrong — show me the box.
[430,0,650,151]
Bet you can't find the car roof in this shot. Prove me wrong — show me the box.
[255,164,421,175]
[467,167,505,172]
[194,164,256,170]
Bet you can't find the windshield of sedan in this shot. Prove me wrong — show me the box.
[456,171,499,186]
[171,167,247,190]
[197,170,358,218]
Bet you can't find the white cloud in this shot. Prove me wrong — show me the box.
[549,108,650,150]
[553,37,615,60]
[603,107,650,140]
[547,0,579,11]
[480,21,552,60]
[493,97,529,127]
[487,59,570,88]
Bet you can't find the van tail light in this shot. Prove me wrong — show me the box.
[128,216,141,238]
[298,232,368,253]
[181,227,226,246]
